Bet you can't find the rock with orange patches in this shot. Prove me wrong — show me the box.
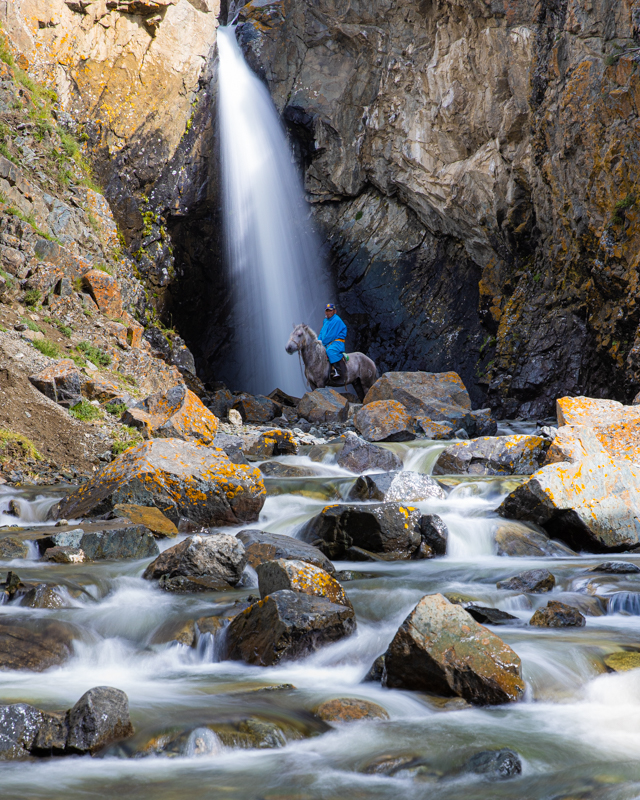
[433,435,550,476]
[50,438,266,527]
[256,559,350,607]
[29,359,85,408]
[81,270,123,318]
[314,697,389,723]
[243,429,297,458]
[498,453,640,552]
[354,399,416,442]
[122,384,218,444]
[83,376,122,403]
[383,593,524,705]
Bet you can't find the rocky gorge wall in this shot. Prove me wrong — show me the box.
[7,0,640,417]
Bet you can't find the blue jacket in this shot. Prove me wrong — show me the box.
[318,314,347,363]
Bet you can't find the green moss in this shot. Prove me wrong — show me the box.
[355,210,363,221]
[76,340,111,367]
[69,399,102,422]
[0,428,41,463]
[31,338,61,358]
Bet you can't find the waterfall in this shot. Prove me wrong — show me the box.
[217,26,331,397]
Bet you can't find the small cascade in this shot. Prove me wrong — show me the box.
[0,486,61,527]
[608,592,640,615]
[217,26,331,396]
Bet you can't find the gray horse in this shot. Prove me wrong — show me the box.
[285,323,377,401]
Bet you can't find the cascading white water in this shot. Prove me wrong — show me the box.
[217,26,331,397]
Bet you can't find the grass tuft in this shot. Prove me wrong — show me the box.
[69,399,102,422]
[31,338,61,358]
[0,429,41,463]
[76,341,111,367]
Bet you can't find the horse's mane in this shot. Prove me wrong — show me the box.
[294,323,318,341]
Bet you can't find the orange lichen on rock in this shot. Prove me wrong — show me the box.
[81,269,123,318]
[123,384,218,444]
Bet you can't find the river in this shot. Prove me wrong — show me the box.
[1,427,640,799]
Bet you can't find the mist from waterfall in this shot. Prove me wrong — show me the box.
[217,26,331,397]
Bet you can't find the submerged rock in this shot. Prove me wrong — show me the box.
[336,432,402,473]
[383,593,524,705]
[256,559,350,607]
[51,439,266,527]
[604,651,640,672]
[18,583,67,609]
[225,589,356,666]
[529,601,585,628]
[353,400,416,442]
[149,619,197,647]
[313,698,389,723]
[0,536,29,560]
[496,568,556,593]
[39,526,159,561]
[122,384,218,445]
[590,562,640,574]
[433,435,550,476]
[298,388,349,424]
[0,619,76,671]
[258,462,316,478]
[459,748,522,780]
[494,522,576,557]
[237,529,335,574]
[143,533,246,587]
[299,503,421,560]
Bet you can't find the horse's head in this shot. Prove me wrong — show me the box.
[285,323,308,354]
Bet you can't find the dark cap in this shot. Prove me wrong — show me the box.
[325,303,335,311]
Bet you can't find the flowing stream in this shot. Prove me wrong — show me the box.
[217,26,331,397]
[2,431,640,798]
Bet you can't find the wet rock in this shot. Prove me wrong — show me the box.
[494,523,576,557]
[157,575,233,592]
[465,605,518,625]
[604,651,640,672]
[496,568,556,593]
[66,687,134,755]
[232,393,281,423]
[113,504,178,538]
[383,593,524,704]
[122,384,218,445]
[346,472,396,501]
[28,359,85,407]
[259,462,316,478]
[0,536,29,560]
[51,439,266,527]
[336,432,402,472]
[0,703,67,759]
[529,601,585,628]
[418,515,448,557]
[43,546,85,564]
[385,472,446,502]
[590,562,640,574]
[143,533,246,587]
[195,616,233,637]
[225,589,356,666]
[353,400,416,442]
[238,530,335,574]
[0,619,76,671]
[415,419,458,439]
[81,269,123,317]
[39,526,159,561]
[298,388,349,424]
[313,698,389,723]
[459,748,522,781]
[149,619,196,647]
[256,559,350,607]
[433,435,550,476]
[19,583,67,609]
[243,429,298,458]
[363,654,386,683]
[497,454,640,552]
[299,503,421,560]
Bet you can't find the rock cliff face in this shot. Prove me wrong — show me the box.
[234,0,640,415]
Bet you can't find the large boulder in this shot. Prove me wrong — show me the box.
[143,533,246,587]
[0,703,67,758]
[237,530,335,574]
[225,590,356,666]
[497,454,640,552]
[122,384,218,445]
[298,388,349,424]
[38,526,159,561]
[0,619,76,671]
[51,439,266,527]
[384,594,524,704]
[353,400,416,442]
[336,432,402,472]
[363,372,495,437]
[256,559,350,607]
[28,359,85,408]
[529,601,585,628]
[433,435,550,476]
[232,393,281,423]
[299,503,421,560]
[66,687,134,755]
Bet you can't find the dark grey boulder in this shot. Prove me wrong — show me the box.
[590,562,640,574]
[418,514,448,557]
[38,526,159,561]
[337,433,402,473]
[143,533,245,586]
[346,472,397,501]
[496,568,556,593]
[66,687,134,755]
[158,575,234,592]
[529,601,586,628]
[363,654,386,683]
[299,503,421,560]
[459,748,522,780]
[465,605,518,625]
[225,589,356,666]
[237,529,335,574]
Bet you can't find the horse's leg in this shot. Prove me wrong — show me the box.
[353,378,365,402]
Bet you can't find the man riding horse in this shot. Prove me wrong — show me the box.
[318,303,348,384]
